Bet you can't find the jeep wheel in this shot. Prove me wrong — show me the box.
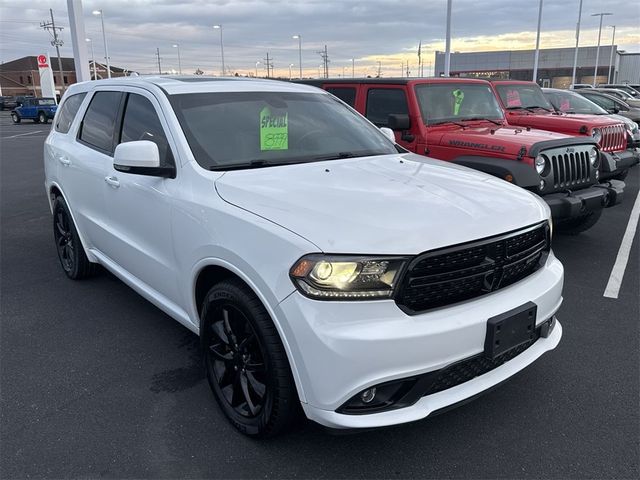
[557,209,603,235]
[38,112,48,124]
[52,196,97,279]
[11,113,20,124]
[201,279,298,438]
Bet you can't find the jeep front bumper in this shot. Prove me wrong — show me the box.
[544,179,625,220]
[600,149,639,180]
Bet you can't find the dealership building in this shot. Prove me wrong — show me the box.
[434,46,640,88]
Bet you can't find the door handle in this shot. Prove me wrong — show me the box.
[104,176,120,188]
[57,155,71,166]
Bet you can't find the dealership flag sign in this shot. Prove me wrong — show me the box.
[37,54,57,102]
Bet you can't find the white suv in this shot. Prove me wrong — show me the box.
[44,77,563,437]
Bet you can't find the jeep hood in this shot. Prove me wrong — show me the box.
[215,154,548,254]
[506,111,623,132]
[438,125,569,157]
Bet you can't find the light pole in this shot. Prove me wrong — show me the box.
[571,0,583,86]
[92,9,110,78]
[172,43,182,74]
[607,25,616,83]
[85,38,97,80]
[532,0,544,83]
[255,61,260,77]
[292,35,302,78]
[591,12,612,86]
[289,63,294,80]
[352,58,355,78]
[444,0,452,76]
[213,25,225,76]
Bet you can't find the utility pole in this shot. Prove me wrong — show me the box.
[444,0,452,76]
[607,25,616,83]
[571,0,583,86]
[156,48,162,74]
[377,61,382,78]
[41,9,65,95]
[264,52,273,78]
[317,45,329,79]
[532,0,544,83]
[352,58,355,78]
[401,61,404,78]
[592,12,613,86]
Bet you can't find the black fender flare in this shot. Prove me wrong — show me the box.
[452,156,540,188]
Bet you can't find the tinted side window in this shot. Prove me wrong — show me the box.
[586,94,614,109]
[366,88,408,127]
[327,87,356,107]
[120,94,174,168]
[55,93,87,133]
[79,91,122,153]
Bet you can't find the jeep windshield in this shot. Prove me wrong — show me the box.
[495,84,554,112]
[169,91,397,170]
[414,83,504,125]
[544,90,608,115]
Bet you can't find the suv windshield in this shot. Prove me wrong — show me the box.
[169,91,396,170]
[37,99,56,106]
[495,84,554,111]
[414,83,504,125]
[544,90,608,115]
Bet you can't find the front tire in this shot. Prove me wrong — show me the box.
[38,112,48,124]
[201,279,298,437]
[11,113,20,124]
[52,196,97,279]
[557,209,603,235]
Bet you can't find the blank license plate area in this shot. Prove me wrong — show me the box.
[484,302,537,359]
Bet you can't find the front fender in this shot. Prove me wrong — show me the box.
[452,155,540,188]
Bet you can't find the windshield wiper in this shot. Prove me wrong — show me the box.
[208,159,300,171]
[311,151,387,161]
[465,117,503,126]
[429,120,467,128]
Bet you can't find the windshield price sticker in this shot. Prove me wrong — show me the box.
[506,89,522,107]
[452,89,465,115]
[260,107,288,150]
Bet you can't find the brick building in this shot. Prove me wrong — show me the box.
[0,56,128,97]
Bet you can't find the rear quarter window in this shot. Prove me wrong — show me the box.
[55,93,87,134]
[365,88,408,127]
[326,87,357,107]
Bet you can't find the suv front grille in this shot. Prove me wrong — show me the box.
[395,223,550,314]
[550,150,591,189]
[600,124,626,153]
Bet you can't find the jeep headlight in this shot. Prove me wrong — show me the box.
[290,255,408,299]
[534,154,548,175]
[591,128,602,144]
[589,147,599,167]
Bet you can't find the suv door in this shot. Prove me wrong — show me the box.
[102,89,181,305]
[363,86,415,151]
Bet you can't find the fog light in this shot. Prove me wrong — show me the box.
[539,179,546,191]
[360,388,376,403]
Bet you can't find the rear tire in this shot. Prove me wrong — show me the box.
[201,279,298,438]
[52,196,98,279]
[11,113,20,124]
[38,112,48,124]
[557,209,603,235]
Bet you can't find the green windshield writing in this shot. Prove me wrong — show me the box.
[260,107,288,150]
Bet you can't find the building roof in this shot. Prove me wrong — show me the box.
[0,56,126,73]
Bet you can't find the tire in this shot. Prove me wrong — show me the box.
[38,112,48,124]
[52,196,97,279]
[201,279,298,438]
[11,113,20,124]
[556,209,603,235]
[613,169,629,181]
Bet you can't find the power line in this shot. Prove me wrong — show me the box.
[316,45,329,78]
[40,8,65,94]
[263,52,273,78]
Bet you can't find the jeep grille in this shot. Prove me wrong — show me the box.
[600,124,626,153]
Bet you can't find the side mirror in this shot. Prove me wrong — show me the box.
[380,127,396,142]
[113,140,174,178]
[387,113,411,131]
[613,106,621,114]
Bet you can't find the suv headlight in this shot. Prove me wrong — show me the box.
[589,146,599,167]
[591,128,602,144]
[534,154,548,175]
[290,254,408,299]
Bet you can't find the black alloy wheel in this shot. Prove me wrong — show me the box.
[52,197,97,279]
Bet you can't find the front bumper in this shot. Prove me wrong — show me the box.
[600,149,640,180]
[544,179,625,220]
[276,253,564,429]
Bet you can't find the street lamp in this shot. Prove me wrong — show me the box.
[292,34,302,79]
[532,0,544,83]
[351,58,355,78]
[444,0,452,76]
[172,43,182,75]
[213,25,225,76]
[85,38,97,80]
[92,9,111,78]
[591,12,612,86]
[607,25,616,83]
[255,61,260,77]
[571,0,584,86]
[289,63,294,80]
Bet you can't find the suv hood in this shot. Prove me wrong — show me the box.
[438,125,570,157]
[506,111,622,132]
[215,154,548,254]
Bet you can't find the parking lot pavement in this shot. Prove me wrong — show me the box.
[1,109,638,479]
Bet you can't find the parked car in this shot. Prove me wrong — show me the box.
[542,88,639,180]
[491,80,635,188]
[303,77,622,233]
[45,76,564,437]
[569,84,594,90]
[11,97,57,124]
[598,84,640,98]
[590,88,640,108]
[578,89,640,124]
[0,95,17,110]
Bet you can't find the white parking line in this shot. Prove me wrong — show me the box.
[2,130,45,139]
[604,189,640,299]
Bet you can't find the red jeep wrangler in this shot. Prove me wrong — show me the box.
[491,80,637,181]
[303,78,624,233]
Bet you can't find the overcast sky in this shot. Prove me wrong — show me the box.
[1,0,638,77]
